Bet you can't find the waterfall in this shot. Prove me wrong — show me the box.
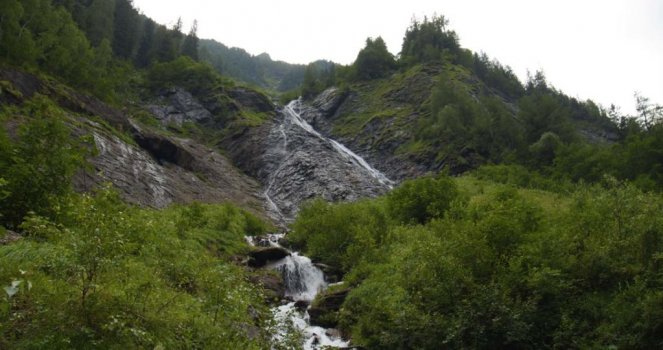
[248,234,349,349]
[267,253,326,301]
[284,100,394,188]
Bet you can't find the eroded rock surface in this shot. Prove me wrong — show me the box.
[297,87,427,181]
[75,123,266,213]
[258,100,392,222]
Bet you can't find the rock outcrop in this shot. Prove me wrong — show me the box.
[296,87,428,181]
[248,246,291,267]
[146,88,213,127]
[308,287,351,328]
[75,122,266,212]
[257,101,392,222]
[1,68,269,218]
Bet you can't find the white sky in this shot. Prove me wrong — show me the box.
[133,0,662,114]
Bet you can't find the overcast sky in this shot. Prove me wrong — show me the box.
[132,0,662,114]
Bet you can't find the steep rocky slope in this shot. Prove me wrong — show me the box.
[297,63,618,181]
[1,68,267,217]
[220,101,392,223]
[2,67,396,225]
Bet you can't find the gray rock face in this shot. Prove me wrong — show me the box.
[297,88,425,181]
[260,100,392,223]
[248,246,291,267]
[74,120,266,215]
[147,88,213,127]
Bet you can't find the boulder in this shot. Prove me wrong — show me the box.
[248,272,285,303]
[294,299,310,310]
[313,263,343,283]
[248,246,290,267]
[308,288,350,328]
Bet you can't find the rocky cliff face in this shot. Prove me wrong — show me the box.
[296,87,430,181]
[1,68,267,218]
[258,100,391,223]
[75,122,265,212]
[2,68,399,224]
[222,99,393,224]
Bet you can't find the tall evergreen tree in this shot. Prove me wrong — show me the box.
[112,0,139,59]
[353,37,396,80]
[135,18,155,67]
[400,15,459,65]
[83,0,115,47]
[181,19,199,60]
[154,18,183,62]
[0,0,38,65]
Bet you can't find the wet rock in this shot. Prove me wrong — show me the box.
[73,128,267,214]
[248,271,285,302]
[248,246,291,267]
[308,288,351,328]
[133,132,196,170]
[299,88,423,182]
[294,299,310,310]
[256,101,392,222]
[311,87,348,119]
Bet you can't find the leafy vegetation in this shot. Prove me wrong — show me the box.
[352,37,397,81]
[1,188,276,349]
[0,96,91,228]
[0,93,280,348]
[293,174,663,349]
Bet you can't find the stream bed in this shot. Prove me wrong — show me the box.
[247,234,349,349]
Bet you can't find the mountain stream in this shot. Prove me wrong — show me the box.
[247,234,349,349]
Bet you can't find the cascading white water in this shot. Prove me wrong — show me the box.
[257,99,392,347]
[248,234,349,349]
[284,100,394,188]
[267,253,326,301]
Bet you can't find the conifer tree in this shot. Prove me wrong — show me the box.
[181,20,199,60]
[112,0,139,59]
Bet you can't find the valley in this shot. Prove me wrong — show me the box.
[1,1,662,349]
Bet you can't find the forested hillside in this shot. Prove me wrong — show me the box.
[198,39,308,92]
[294,16,663,192]
[0,1,291,348]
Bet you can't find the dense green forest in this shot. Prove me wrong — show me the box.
[1,1,662,349]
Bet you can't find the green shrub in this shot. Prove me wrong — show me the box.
[0,96,90,228]
[0,189,273,348]
[386,174,458,225]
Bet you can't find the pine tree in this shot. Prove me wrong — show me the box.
[112,0,139,59]
[83,0,115,47]
[135,18,155,67]
[181,19,199,60]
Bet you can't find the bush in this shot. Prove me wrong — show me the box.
[0,96,90,228]
[293,175,663,349]
[0,188,273,349]
[146,56,221,94]
[289,198,389,271]
[386,174,458,225]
